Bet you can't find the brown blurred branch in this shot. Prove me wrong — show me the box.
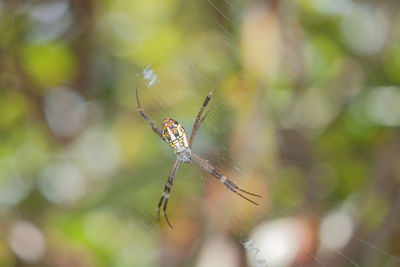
[0,47,46,124]
[69,0,94,94]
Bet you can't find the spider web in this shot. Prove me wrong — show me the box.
[1,0,400,267]
[126,1,400,267]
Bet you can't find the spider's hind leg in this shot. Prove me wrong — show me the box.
[189,73,222,147]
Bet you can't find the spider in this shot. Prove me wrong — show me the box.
[136,75,261,229]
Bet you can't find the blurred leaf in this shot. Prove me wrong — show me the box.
[0,91,27,129]
[21,42,77,90]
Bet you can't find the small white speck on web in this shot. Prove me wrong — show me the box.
[142,65,159,87]
[241,239,268,267]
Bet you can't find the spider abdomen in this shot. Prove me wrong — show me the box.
[161,118,189,154]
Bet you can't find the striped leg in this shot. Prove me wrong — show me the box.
[189,73,222,148]
[190,152,261,205]
[136,89,164,139]
[157,158,181,229]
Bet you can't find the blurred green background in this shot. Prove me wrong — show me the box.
[1,0,400,266]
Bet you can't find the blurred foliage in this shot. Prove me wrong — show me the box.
[1,0,400,266]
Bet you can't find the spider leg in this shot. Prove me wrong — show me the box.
[189,73,222,147]
[136,89,164,140]
[199,102,216,125]
[157,158,181,229]
[163,199,173,229]
[190,152,261,205]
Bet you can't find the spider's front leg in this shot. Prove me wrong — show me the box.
[157,158,181,229]
[190,152,261,205]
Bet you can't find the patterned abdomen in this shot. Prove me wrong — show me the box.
[161,118,189,153]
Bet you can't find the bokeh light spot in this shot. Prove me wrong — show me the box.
[8,221,45,263]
